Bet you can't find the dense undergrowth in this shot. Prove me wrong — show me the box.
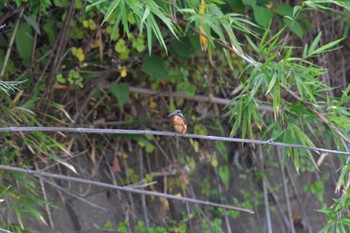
[1,0,350,232]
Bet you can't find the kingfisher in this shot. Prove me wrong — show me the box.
[168,109,187,135]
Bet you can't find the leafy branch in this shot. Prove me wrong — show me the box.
[86,0,350,149]
[0,8,26,95]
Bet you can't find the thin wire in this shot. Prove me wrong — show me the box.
[0,127,349,155]
[0,165,253,213]
[0,228,13,233]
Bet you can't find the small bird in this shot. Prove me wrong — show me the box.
[168,109,187,135]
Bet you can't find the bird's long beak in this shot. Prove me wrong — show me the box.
[168,110,180,117]
[168,112,177,117]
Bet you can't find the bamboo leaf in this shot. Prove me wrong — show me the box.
[141,6,150,23]
[303,43,308,59]
[148,15,167,52]
[218,165,229,190]
[312,37,344,55]
[102,0,121,25]
[308,32,322,56]
[146,19,152,53]
[178,8,196,13]
[86,0,108,10]
[266,73,277,95]
[120,1,130,36]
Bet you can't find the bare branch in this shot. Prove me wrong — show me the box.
[128,87,273,112]
[0,165,253,213]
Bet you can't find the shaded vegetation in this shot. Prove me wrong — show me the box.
[1,0,350,232]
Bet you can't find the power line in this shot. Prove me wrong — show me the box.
[0,127,349,156]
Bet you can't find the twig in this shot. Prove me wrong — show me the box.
[214,168,232,233]
[152,136,171,163]
[0,8,24,78]
[0,127,349,156]
[126,181,158,189]
[139,149,150,230]
[285,161,313,233]
[265,181,289,233]
[277,148,296,233]
[105,151,133,232]
[40,177,106,210]
[258,145,272,233]
[48,0,76,81]
[0,164,253,213]
[182,189,194,233]
[34,162,53,228]
[30,12,41,75]
[128,86,274,112]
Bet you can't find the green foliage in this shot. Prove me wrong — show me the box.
[0,170,48,230]
[227,94,265,138]
[218,165,229,190]
[176,81,196,96]
[0,89,75,229]
[303,0,350,10]
[15,23,33,66]
[109,82,130,107]
[96,219,188,233]
[56,70,84,88]
[202,218,223,233]
[71,47,85,62]
[87,0,179,53]
[115,39,130,60]
[241,0,309,38]
[132,34,146,52]
[169,37,200,60]
[215,141,228,162]
[235,189,263,209]
[15,0,52,14]
[93,220,118,231]
[141,55,170,81]
[200,178,212,197]
[129,134,155,153]
[303,33,344,59]
[3,0,350,231]
[282,123,317,173]
[304,180,325,203]
[318,189,350,233]
[253,5,272,28]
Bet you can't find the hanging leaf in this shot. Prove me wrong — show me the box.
[218,165,229,190]
[141,55,170,80]
[15,23,33,66]
[109,82,129,106]
[112,156,121,173]
[24,14,41,34]
[176,82,196,96]
[215,141,228,162]
[169,38,196,60]
[253,5,272,28]
[199,0,208,51]
[242,0,257,6]
[282,18,303,38]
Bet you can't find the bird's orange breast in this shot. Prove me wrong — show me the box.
[171,116,187,134]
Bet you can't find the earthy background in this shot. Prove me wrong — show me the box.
[1,0,350,232]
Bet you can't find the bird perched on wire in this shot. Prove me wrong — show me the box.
[168,109,187,135]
